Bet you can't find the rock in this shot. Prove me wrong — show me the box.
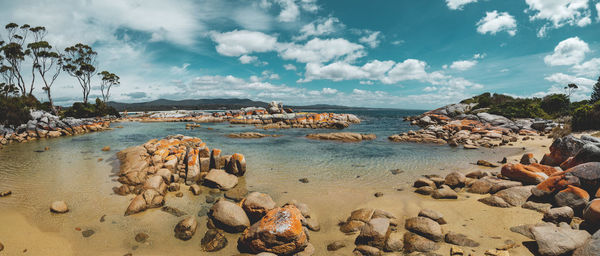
[573,229,600,256]
[161,206,187,217]
[205,195,216,203]
[415,186,434,195]
[201,229,227,252]
[0,190,12,197]
[210,199,250,232]
[403,232,440,253]
[451,245,464,255]
[384,232,403,252]
[554,185,590,213]
[432,185,458,199]
[204,169,238,190]
[520,153,538,165]
[543,206,574,224]
[225,153,246,176]
[306,132,376,142]
[444,172,466,188]
[583,199,600,225]
[225,186,248,201]
[390,169,403,175]
[340,220,366,234]
[413,178,436,188]
[239,205,308,255]
[295,242,314,256]
[82,229,95,238]
[466,170,490,179]
[404,217,443,242]
[327,241,346,251]
[50,201,69,213]
[353,245,383,256]
[348,208,375,222]
[135,232,149,243]
[522,201,552,213]
[101,146,110,151]
[355,217,391,248]
[299,178,309,183]
[418,209,447,224]
[494,185,534,207]
[531,224,591,256]
[242,192,276,221]
[125,195,147,216]
[565,162,600,192]
[174,217,197,241]
[0,241,3,252]
[561,144,600,170]
[445,232,480,247]
[189,184,201,195]
[548,135,588,164]
[374,192,383,197]
[227,132,274,139]
[167,183,180,192]
[175,191,183,197]
[478,196,511,208]
[510,223,554,239]
[501,163,547,185]
[532,174,580,197]
[477,160,499,168]
[303,217,320,231]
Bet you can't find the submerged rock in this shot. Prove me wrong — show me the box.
[174,217,197,241]
[306,132,376,142]
[50,201,69,213]
[201,229,227,252]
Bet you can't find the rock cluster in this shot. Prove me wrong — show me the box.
[338,208,400,254]
[0,110,110,145]
[114,135,247,216]
[227,132,280,139]
[306,132,376,142]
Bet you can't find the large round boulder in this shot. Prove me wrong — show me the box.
[209,199,250,232]
[242,192,276,222]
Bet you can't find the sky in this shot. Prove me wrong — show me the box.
[1,0,600,109]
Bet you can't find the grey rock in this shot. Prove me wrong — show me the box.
[543,206,574,224]
[403,232,440,253]
[522,201,552,213]
[494,185,534,207]
[432,185,458,199]
[444,232,480,247]
[174,217,197,241]
[418,209,447,224]
[356,218,390,248]
[404,217,443,242]
[531,225,591,256]
[478,195,511,208]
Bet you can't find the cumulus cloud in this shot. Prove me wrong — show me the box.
[278,38,365,63]
[525,0,592,36]
[571,58,600,78]
[170,63,191,75]
[359,31,382,48]
[544,37,590,66]
[210,30,278,56]
[283,64,297,71]
[294,17,343,40]
[276,0,300,22]
[239,55,258,64]
[536,72,595,101]
[446,0,478,10]
[476,11,517,36]
[449,60,478,71]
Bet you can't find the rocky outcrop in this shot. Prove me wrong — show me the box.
[227,132,280,139]
[306,132,376,142]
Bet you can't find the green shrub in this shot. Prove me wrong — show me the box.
[62,98,120,118]
[488,99,550,119]
[0,95,40,126]
[572,101,600,131]
[540,94,570,117]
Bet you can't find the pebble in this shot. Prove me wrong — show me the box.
[327,241,346,251]
[135,232,149,243]
[100,215,106,222]
[374,192,383,197]
[205,195,216,203]
[299,178,309,183]
[390,169,404,175]
[82,229,95,238]
[0,190,11,197]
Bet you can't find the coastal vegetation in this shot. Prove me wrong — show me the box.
[0,22,119,126]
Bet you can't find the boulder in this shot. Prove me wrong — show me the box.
[532,174,580,197]
[565,162,600,192]
[418,209,447,224]
[573,229,600,256]
[50,201,69,213]
[117,146,149,176]
[209,149,223,169]
[225,153,246,176]
[242,192,276,221]
[353,245,383,256]
[355,218,390,249]
[384,232,403,252]
[476,160,499,168]
[210,199,250,232]
[201,229,227,252]
[190,184,201,195]
[531,224,591,256]
[554,185,590,213]
[521,201,552,213]
[444,172,466,188]
[478,196,511,208]
[238,205,308,255]
[403,232,440,253]
[520,153,538,165]
[348,208,375,223]
[174,217,197,241]
[444,232,480,247]
[306,132,376,142]
[468,178,494,194]
[340,220,366,234]
[561,144,600,170]
[583,199,600,225]
[432,185,458,199]
[125,195,147,216]
[404,217,443,242]
[543,206,574,224]
[494,185,534,207]
[204,169,239,190]
[548,135,588,164]
[415,186,434,195]
[501,163,548,185]
[413,178,436,188]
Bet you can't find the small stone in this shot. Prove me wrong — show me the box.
[353,245,383,256]
[0,190,12,197]
[135,232,149,243]
[161,206,187,217]
[201,229,227,252]
[374,192,383,197]
[50,201,69,213]
[175,192,183,197]
[478,196,510,208]
[415,186,434,195]
[189,184,201,195]
[82,229,95,238]
[174,217,198,241]
[299,178,309,183]
[384,232,403,252]
[101,146,111,151]
[100,215,106,222]
[327,241,346,251]
[445,232,480,247]
[390,169,403,175]
[205,195,216,203]
[451,245,464,255]
[0,242,4,252]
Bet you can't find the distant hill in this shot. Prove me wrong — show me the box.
[106,98,363,112]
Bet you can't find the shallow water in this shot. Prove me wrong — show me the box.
[0,109,524,255]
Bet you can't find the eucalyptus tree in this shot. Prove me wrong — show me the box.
[1,23,31,96]
[26,26,49,95]
[99,71,119,102]
[28,40,62,114]
[63,43,97,104]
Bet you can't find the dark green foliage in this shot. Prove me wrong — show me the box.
[540,94,570,116]
[572,101,600,131]
[488,98,550,119]
[62,98,120,118]
[591,77,600,103]
[0,95,41,126]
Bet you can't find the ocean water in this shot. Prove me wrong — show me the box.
[0,109,523,255]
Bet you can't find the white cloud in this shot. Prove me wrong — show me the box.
[597,3,600,21]
[539,72,595,101]
[449,60,478,71]
[278,38,365,63]
[423,86,438,92]
[571,58,600,78]
[284,64,297,71]
[321,87,338,94]
[391,40,404,46]
[170,63,191,75]
[526,0,592,36]
[299,0,319,12]
[359,31,382,48]
[544,37,590,66]
[473,53,486,59]
[385,59,429,83]
[294,17,343,40]
[476,11,517,36]
[276,0,300,22]
[210,30,278,56]
[446,0,478,10]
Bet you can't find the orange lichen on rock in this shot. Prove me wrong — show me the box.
[501,163,547,185]
[529,163,561,176]
[559,185,590,201]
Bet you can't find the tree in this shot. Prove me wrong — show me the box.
[540,94,570,117]
[0,23,31,96]
[63,43,97,104]
[98,71,119,102]
[564,83,578,99]
[28,39,61,114]
[26,26,48,95]
[0,82,18,99]
[591,77,600,103]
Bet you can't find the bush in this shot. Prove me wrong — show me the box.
[572,101,600,131]
[540,94,569,117]
[0,95,41,126]
[488,99,550,119]
[62,98,120,118]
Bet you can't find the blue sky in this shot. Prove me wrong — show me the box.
[1,0,600,109]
